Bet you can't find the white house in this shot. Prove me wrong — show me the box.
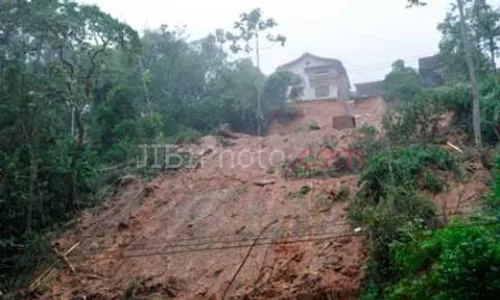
[279,52,351,101]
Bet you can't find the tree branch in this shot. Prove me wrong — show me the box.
[222,219,278,299]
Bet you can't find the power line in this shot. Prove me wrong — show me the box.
[75,219,500,265]
[76,231,359,266]
[73,203,483,257]
[74,201,482,249]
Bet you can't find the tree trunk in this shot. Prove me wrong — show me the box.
[457,0,482,147]
[138,57,152,116]
[26,146,37,235]
[68,106,84,209]
[489,36,497,72]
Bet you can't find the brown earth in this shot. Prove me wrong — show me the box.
[30,97,487,300]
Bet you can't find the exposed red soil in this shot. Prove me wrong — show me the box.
[31,97,489,299]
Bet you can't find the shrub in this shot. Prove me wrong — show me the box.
[489,151,500,207]
[422,171,447,194]
[386,219,500,300]
[170,125,202,144]
[357,145,457,202]
[352,145,459,297]
[350,125,383,160]
[382,94,447,144]
[354,188,435,295]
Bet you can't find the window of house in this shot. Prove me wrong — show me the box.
[315,85,330,98]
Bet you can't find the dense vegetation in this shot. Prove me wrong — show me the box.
[0,1,296,291]
[2,0,500,297]
[355,0,500,298]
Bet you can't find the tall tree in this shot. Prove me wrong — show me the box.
[383,59,423,102]
[471,0,500,71]
[41,2,140,206]
[457,0,482,146]
[218,8,286,136]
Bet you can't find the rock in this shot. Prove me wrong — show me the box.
[253,179,276,187]
[337,236,352,244]
[118,221,129,230]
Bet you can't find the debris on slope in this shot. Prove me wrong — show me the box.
[33,98,387,300]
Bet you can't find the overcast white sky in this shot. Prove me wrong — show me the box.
[79,0,489,84]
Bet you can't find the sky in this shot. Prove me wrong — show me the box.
[80,0,466,85]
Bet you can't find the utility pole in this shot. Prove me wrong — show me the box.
[255,32,263,136]
[457,0,482,147]
[225,8,286,136]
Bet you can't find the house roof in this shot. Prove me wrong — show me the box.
[418,55,439,71]
[355,80,384,97]
[279,52,350,88]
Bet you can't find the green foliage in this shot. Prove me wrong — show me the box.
[437,1,494,82]
[386,219,500,300]
[263,70,302,108]
[490,152,500,206]
[353,188,435,295]
[337,186,351,202]
[383,60,424,103]
[429,77,500,145]
[422,171,447,194]
[0,2,291,291]
[382,75,500,146]
[350,125,383,160]
[356,145,457,202]
[351,145,460,297]
[383,93,447,143]
[169,126,202,144]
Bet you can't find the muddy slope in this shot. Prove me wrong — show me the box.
[40,98,388,299]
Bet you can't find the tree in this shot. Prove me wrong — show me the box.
[406,0,427,7]
[218,8,286,135]
[37,2,140,207]
[456,0,482,147]
[433,0,485,146]
[438,3,491,81]
[0,0,141,290]
[263,70,302,109]
[471,0,500,71]
[383,60,423,102]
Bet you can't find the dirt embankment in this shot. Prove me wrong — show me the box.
[33,97,450,299]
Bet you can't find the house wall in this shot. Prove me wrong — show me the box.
[282,56,348,101]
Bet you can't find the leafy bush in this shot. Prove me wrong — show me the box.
[422,171,447,194]
[382,94,447,144]
[170,125,202,144]
[263,70,303,108]
[354,188,435,295]
[489,151,500,207]
[351,145,460,297]
[386,219,500,300]
[435,77,500,145]
[350,125,383,160]
[356,145,457,202]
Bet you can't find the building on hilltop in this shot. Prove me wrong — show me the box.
[418,55,443,87]
[354,80,385,99]
[278,52,351,101]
